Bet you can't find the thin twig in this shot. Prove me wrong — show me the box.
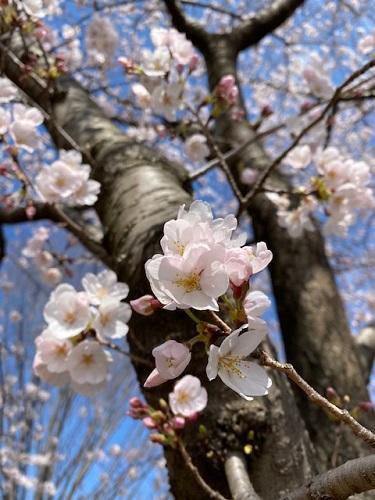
[242,58,375,207]
[258,349,375,448]
[177,440,229,500]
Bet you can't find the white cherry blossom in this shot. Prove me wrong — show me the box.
[169,375,208,417]
[9,104,44,152]
[206,325,271,400]
[152,340,191,380]
[185,134,210,162]
[43,284,91,339]
[93,298,131,340]
[151,81,183,121]
[285,145,312,169]
[67,340,112,384]
[82,270,129,305]
[0,77,18,103]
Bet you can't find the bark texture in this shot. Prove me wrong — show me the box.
[194,33,373,472]
[1,4,374,498]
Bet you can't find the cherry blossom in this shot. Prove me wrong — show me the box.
[43,284,91,339]
[169,375,207,417]
[67,340,112,385]
[215,75,239,106]
[36,150,100,206]
[243,291,271,326]
[82,270,129,305]
[37,331,72,373]
[285,145,312,169]
[0,77,18,103]
[86,15,119,67]
[93,298,132,340]
[206,325,271,400]
[147,244,228,310]
[0,108,10,135]
[130,295,161,316]
[151,81,183,121]
[152,340,191,380]
[9,104,44,152]
[184,134,210,162]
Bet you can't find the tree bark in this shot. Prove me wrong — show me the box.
[199,35,373,470]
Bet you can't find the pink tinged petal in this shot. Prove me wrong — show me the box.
[219,362,271,399]
[144,368,167,388]
[250,242,273,274]
[229,328,267,357]
[206,345,219,380]
[200,263,229,299]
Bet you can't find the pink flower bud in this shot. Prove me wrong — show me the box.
[189,54,199,71]
[129,396,144,409]
[171,416,186,429]
[143,417,157,429]
[185,412,199,423]
[358,401,373,412]
[215,75,239,106]
[26,205,36,220]
[130,295,161,316]
[326,386,338,399]
[144,368,168,388]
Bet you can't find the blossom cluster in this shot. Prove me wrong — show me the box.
[126,27,197,121]
[128,375,207,446]
[0,101,44,152]
[86,15,119,67]
[273,146,374,237]
[33,270,131,395]
[145,200,271,311]
[135,201,273,401]
[35,150,100,206]
[22,226,62,285]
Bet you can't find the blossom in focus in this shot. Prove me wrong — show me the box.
[243,291,271,327]
[184,134,210,162]
[206,325,271,400]
[146,244,228,310]
[9,104,44,152]
[169,375,207,417]
[82,270,129,305]
[130,295,161,316]
[152,340,191,380]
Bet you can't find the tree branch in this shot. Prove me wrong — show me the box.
[258,350,375,448]
[178,440,229,500]
[225,452,261,500]
[232,0,305,53]
[163,0,208,50]
[287,454,375,500]
[0,204,114,268]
